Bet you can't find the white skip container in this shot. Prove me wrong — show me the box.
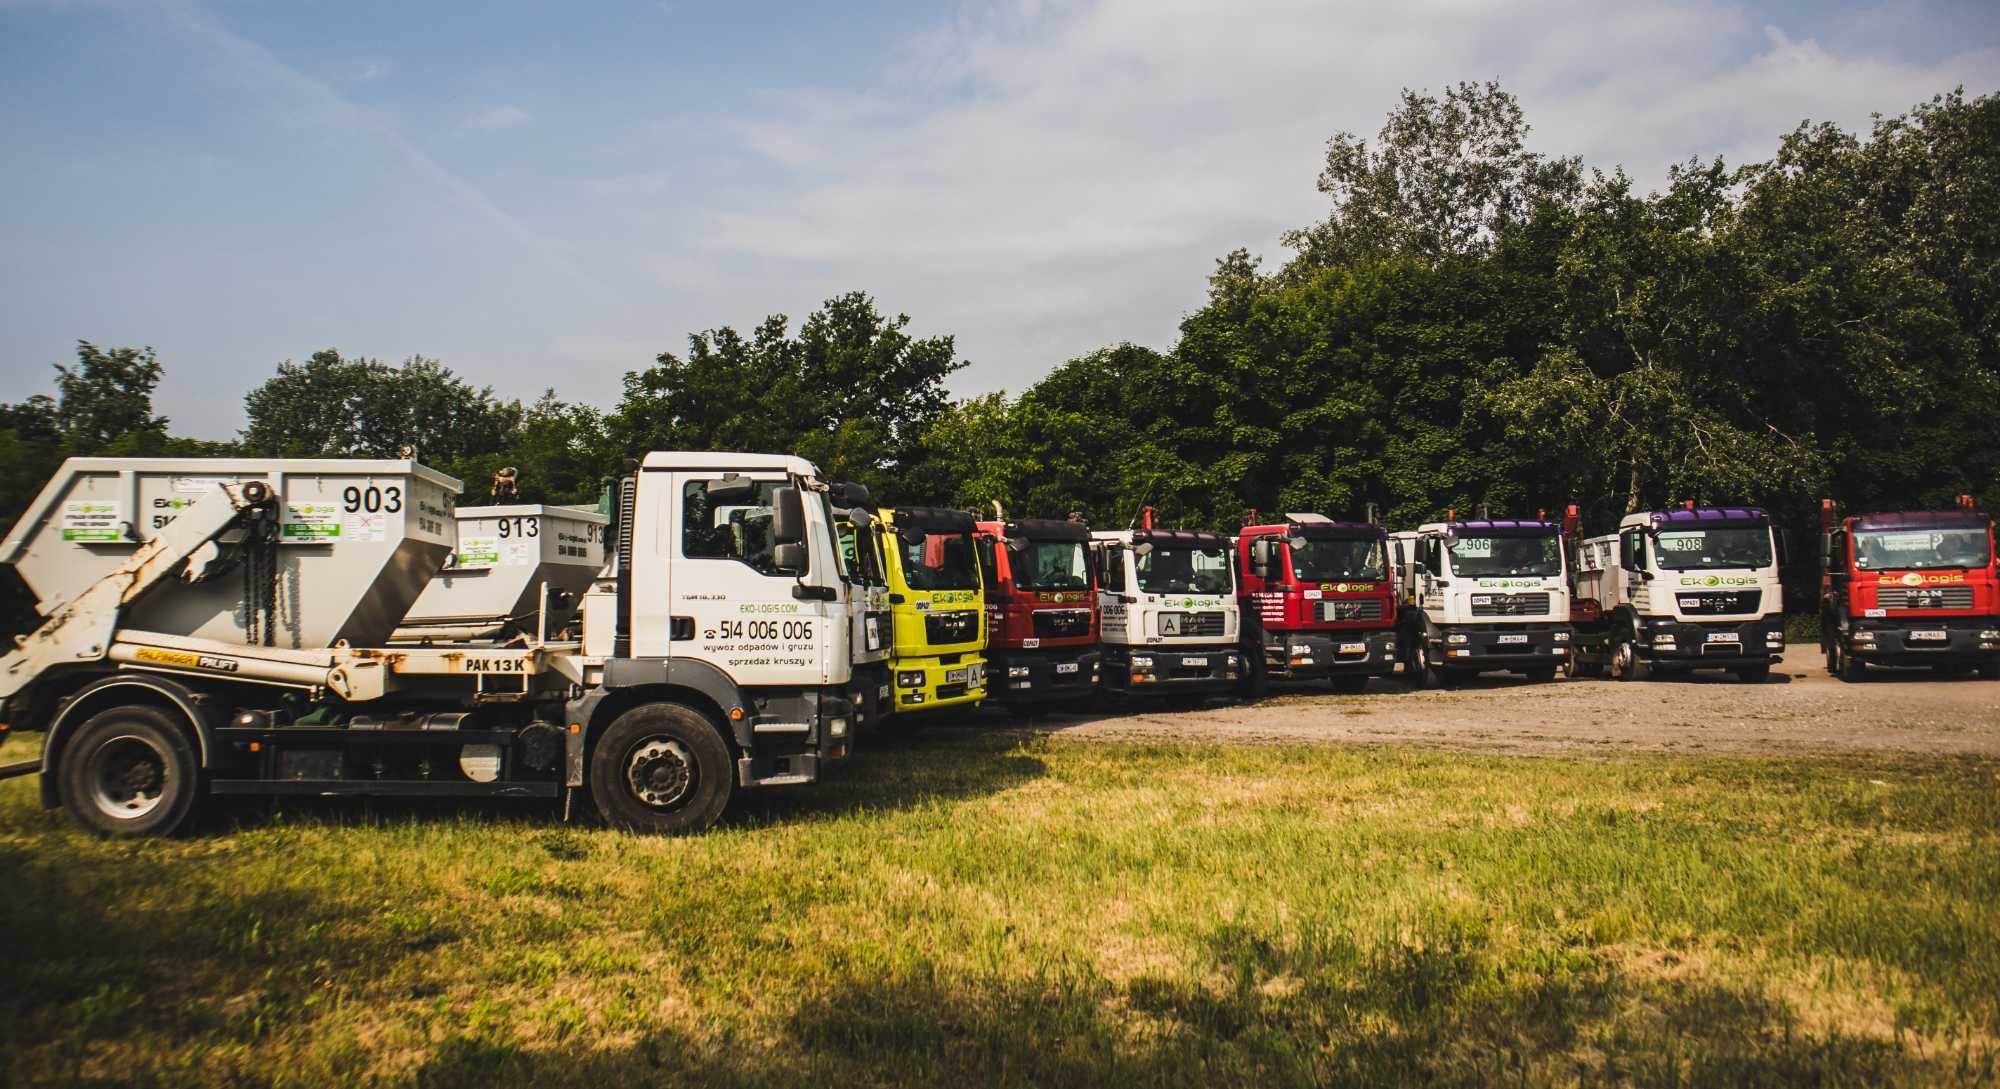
[0,458,460,649]
[398,504,608,639]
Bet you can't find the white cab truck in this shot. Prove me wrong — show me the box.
[0,453,860,837]
[1388,517,1573,686]
[1570,506,1785,682]
[1091,527,1242,701]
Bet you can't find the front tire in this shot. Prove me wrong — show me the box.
[1735,663,1772,683]
[1413,640,1447,689]
[1979,661,2000,680]
[1522,667,1558,684]
[1612,635,1652,682]
[588,704,734,835]
[1832,639,1867,683]
[58,705,201,838]
[1329,675,1370,695]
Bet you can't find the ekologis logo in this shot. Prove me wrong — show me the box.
[1882,571,1964,586]
[1679,575,1759,586]
[1319,582,1381,593]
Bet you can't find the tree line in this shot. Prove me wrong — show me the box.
[4,83,1996,632]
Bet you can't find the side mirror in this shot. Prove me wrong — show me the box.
[1775,528,1791,567]
[1617,536,1634,570]
[1248,538,1278,579]
[708,473,757,503]
[772,542,806,574]
[830,481,873,507]
[772,486,806,545]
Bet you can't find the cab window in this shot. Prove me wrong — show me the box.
[682,478,791,576]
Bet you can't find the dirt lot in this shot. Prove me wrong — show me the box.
[1011,647,2000,757]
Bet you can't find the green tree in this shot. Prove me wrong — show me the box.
[240,350,523,465]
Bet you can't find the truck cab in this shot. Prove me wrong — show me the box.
[1091,527,1242,699]
[1237,514,1398,694]
[1389,517,1572,685]
[975,517,1100,712]
[1818,498,1999,680]
[1571,506,1784,682]
[876,507,987,714]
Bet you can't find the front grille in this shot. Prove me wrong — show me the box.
[1318,598,1383,622]
[1876,585,1974,610]
[1032,609,1092,638]
[1677,590,1762,615]
[1469,592,1550,617]
[925,610,978,644]
[1163,611,1225,637]
[935,682,968,701]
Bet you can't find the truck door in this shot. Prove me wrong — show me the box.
[671,471,830,687]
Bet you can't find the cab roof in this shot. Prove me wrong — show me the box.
[1242,520,1383,539]
[1850,509,1990,532]
[881,507,977,534]
[982,517,1090,542]
[1644,506,1768,528]
[638,451,820,477]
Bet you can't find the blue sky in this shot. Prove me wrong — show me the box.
[3,0,1997,439]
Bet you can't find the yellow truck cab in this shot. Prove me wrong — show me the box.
[877,507,987,713]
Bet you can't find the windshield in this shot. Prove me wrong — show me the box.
[1854,528,1991,571]
[897,530,978,591]
[1136,544,1233,595]
[1654,526,1773,570]
[1015,539,1091,591]
[1291,536,1387,582]
[1445,534,1562,577]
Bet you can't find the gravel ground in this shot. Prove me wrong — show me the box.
[999,646,2000,757]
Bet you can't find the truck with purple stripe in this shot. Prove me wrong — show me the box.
[1571,505,1786,682]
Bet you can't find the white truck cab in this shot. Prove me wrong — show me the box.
[1091,527,1242,698]
[1571,506,1785,682]
[1389,517,1572,685]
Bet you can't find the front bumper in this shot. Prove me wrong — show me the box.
[890,654,987,714]
[1102,644,1241,694]
[1638,616,1786,667]
[1845,617,2000,665]
[1430,623,1572,670]
[1258,629,1397,679]
[988,646,1102,704]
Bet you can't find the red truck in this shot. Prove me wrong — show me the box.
[1237,513,1399,695]
[1818,496,2000,680]
[975,517,1101,714]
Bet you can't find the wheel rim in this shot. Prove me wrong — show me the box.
[87,734,170,820]
[1614,640,1633,679]
[625,737,696,810]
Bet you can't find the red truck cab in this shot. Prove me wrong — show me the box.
[1237,514,1399,694]
[1819,497,2000,680]
[975,518,1101,712]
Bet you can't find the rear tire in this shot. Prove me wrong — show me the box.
[588,704,734,835]
[58,705,200,838]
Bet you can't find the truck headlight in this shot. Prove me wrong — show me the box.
[1447,633,1469,645]
[1653,635,1676,646]
[1979,630,1999,640]
[1552,631,1570,642]
[1008,665,1030,678]
[1852,631,1875,644]
[897,670,924,688]
[829,717,849,738]
[1130,655,1153,671]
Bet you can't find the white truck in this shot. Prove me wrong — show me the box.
[1570,506,1785,682]
[1388,516,1573,686]
[1090,522,1242,703]
[0,453,860,837]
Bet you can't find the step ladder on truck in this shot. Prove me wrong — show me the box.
[0,453,860,837]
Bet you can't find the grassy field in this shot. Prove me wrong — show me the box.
[2,728,1997,1088]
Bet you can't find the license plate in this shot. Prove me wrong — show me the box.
[946,668,968,684]
[1182,656,1208,667]
[1340,642,1366,653]
[1706,632,1739,643]
[1497,634,1527,645]
[1910,630,1948,642]
[1055,662,1079,674]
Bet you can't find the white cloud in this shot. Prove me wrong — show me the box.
[671,0,2000,397]
[465,103,533,131]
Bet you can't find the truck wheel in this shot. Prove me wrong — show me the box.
[1329,675,1370,695]
[1832,640,1867,683]
[1979,662,2000,680]
[58,705,201,838]
[1612,636,1651,682]
[1523,667,1557,684]
[1572,657,1605,679]
[1414,641,1447,689]
[588,704,733,835]
[1734,664,1772,683]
